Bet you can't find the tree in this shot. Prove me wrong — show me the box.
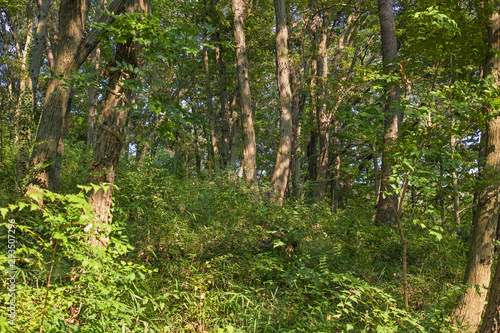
[231,0,257,184]
[458,3,500,331]
[86,0,148,246]
[270,0,292,204]
[28,0,126,192]
[374,0,401,226]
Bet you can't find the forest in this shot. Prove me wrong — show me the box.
[1,0,500,331]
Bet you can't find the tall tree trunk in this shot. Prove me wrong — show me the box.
[290,65,302,200]
[307,54,318,195]
[229,91,239,169]
[215,31,231,169]
[232,0,257,184]
[87,46,99,148]
[29,0,51,118]
[316,13,329,202]
[87,0,105,148]
[450,117,460,225]
[459,7,500,331]
[331,121,341,212]
[270,0,292,204]
[28,0,126,192]
[86,0,147,247]
[203,0,219,173]
[374,0,401,226]
[14,14,34,180]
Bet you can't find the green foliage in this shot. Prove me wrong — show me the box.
[0,188,153,332]
[101,162,468,332]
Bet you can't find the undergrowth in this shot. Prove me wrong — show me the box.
[0,156,469,332]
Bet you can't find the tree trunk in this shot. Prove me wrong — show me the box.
[270,0,292,204]
[232,0,257,184]
[203,0,219,173]
[28,0,126,192]
[374,0,401,226]
[87,45,100,148]
[463,7,500,332]
[215,31,231,169]
[316,13,329,202]
[86,0,147,247]
[451,117,461,225]
[290,65,302,200]
[229,91,239,169]
[14,14,34,180]
[29,0,51,118]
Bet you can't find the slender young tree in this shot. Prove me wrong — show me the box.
[231,0,257,184]
[202,0,219,172]
[270,0,293,204]
[456,4,500,331]
[214,31,231,169]
[374,0,401,226]
[315,12,330,202]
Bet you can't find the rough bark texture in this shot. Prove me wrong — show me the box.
[14,15,34,179]
[29,0,87,191]
[270,0,293,204]
[467,8,500,333]
[374,0,401,226]
[28,0,126,192]
[232,0,257,184]
[86,0,147,247]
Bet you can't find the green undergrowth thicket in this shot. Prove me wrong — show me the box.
[0,155,469,332]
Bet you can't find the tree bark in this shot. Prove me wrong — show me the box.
[290,65,302,200]
[231,0,257,184]
[87,0,104,148]
[316,13,329,202]
[229,91,239,169]
[465,7,500,332]
[14,13,34,179]
[451,117,461,225]
[28,0,126,192]
[215,31,231,169]
[29,0,51,118]
[374,0,401,226]
[270,0,293,204]
[86,0,147,247]
[203,0,219,173]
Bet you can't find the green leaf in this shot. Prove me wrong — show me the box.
[0,208,8,219]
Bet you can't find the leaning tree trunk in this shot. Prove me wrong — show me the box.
[374,0,401,226]
[86,0,147,247]
[460,7,500,332]
[231,0,257,184]
[28,0,126,192]
[270,0,293,204]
